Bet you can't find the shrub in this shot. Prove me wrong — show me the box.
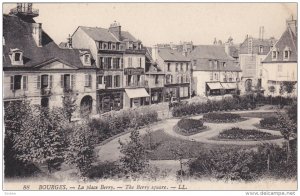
[203,112,241,123]
[260,117,279,130]
[174,118,205,135]
[89,107,159,144]
[172,95,256,117]
[87,161,120,179]
[217,127,282,141]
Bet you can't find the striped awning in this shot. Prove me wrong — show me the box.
[207,82,223,90]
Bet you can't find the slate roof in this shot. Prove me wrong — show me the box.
[263,27,297,63]
[239,37,275,55]
[3,14,96,69]
[188,45,241,72]
[158,48,190,62]
[78,26,139,42]
[145,47,163,74]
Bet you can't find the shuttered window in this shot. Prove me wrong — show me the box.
[37,75,41,89]
[60,75,64,88]
[23,75,28,90]
[85,74,92,87]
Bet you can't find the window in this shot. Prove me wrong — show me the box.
[85,74,92,87]
[278,64,283,72]
[223,62,226,68]
[214,73,219,80]
[114,75,120,87]
[186,63,189,71]
[97,76,103,84]
[104,75,112,87]
[272,49,278,60]
[259,45,264,53]
[167,63,171,71]
[41,75,48,88]
[139,58,142,67]
[120,58,123,68]
[180,63,183,71]
[210,72,213,81]
[137,75,141,85]
[116,43,120,50]
[99,57,104,69]
[108,42,112,50]
[214,60,218,69]
[127,75,132,86]
[10,75,22,90]
[113,58,120,69]
[209,60,213,68]
[23,75,28,90]
[9,49,23,65]
[176,63,179,71]
[284,47,291,60]
[155,75,159,84]
[15,53,21,61]
[99,41,103,49]
[84,54,90,65]
[181,75,184,83]
[104,57,112,69]
[128,57,132,67]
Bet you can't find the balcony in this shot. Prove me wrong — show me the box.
[125,81,147,88]
[125,48,146,55]
[41,88,52,96]
[10,7,39,17]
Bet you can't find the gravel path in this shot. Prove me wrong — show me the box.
[96,109,284,162]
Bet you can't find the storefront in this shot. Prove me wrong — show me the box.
[97,89,123,113]
[147,87,164,104]
[206,82,224,96]
[164,84,190,101]
[124,88,150,108]
[221,82,238,94]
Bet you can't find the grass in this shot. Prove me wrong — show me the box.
[140,129,255,160]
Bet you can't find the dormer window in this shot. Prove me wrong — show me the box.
[80,50,91,66]
[271,48,279,61]
[284,46,291,60]
[108,42,112,50]
[9,48,23,65]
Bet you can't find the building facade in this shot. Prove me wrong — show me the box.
[239,33,276,94]
[3,3,97,117]
[188,45,242,96]
[261,18,297,97]
[71,22,149,112]
[151,47,191,101]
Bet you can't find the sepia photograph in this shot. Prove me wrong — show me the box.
[2,1,298,193]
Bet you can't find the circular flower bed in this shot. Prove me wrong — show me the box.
[174,118,207,136]
[216,127,283,141]
[202,112,243,123]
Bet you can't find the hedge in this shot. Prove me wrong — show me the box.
[172,96,255,117]
[260,117,279,130]
[203,112,241,123]
[89,107,159,144]
[174,118,206,136]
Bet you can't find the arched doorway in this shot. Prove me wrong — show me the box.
[80,95,93,116]
[245,79,253,92]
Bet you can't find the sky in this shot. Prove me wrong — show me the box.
[2,3,297,46]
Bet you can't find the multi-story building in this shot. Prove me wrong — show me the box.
[239,30,276,94]
[151,46,191,101]
[3,3,97,116]
[145,48,165,104]
[188,45,242,96]
[261,18,297,97]
[71,22,149,112]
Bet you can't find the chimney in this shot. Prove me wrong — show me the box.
[151,45,158,61]
[32,23,42,47]
[225,42,230,56]
[109,21,121,41]
[286,16,297,35]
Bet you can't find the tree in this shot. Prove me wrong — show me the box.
[13,107,68,174]
[282,81,296,97]
[4,100,37,177]
[145,125,153,150]
[62,92,77,122]
[65,120,94,177]
[119,129,148,174]
[268,86,276,104]
[276,111,297,162]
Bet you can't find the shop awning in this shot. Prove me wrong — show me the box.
[125,88,150,99]
[207,82,223,90]
[221,83,237,89]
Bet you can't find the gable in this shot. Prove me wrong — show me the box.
[37,59,78,70]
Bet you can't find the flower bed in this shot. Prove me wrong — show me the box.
[260,117,280,130]
[217,127,282,141]
[172,95,256,117]
[174,118,207,136]
[202,112,242,123]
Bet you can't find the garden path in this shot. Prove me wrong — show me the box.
[96,109,284,163]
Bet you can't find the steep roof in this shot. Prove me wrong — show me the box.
[189,45,235,60]
[78,26,138,42]
[239,37,275,55]
[158,48,190,62]
[263,26,297,63]
[188,45,241,72]
[3,14,95,69]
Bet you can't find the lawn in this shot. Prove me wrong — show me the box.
[140,129,255,160]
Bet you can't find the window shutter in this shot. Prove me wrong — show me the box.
[60,75,64,88]
[85,74,88,87]
[49,75,53,88]
[10,76,14,90]
[89,74,92,87]
[71,75,75,89]
[37,75,41,89]
[23,76,28,90]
